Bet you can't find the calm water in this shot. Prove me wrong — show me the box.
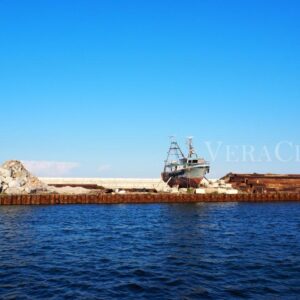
[0,203,300,299]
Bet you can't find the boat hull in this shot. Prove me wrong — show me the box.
[161,174,202,188]
[161,165,209,188]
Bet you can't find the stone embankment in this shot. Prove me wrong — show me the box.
[41,177,239,194]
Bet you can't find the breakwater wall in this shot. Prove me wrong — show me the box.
[1,193,300,205]
[40,177,162,190]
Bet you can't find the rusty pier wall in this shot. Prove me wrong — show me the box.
[1,193,300,205]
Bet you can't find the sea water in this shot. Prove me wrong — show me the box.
[0,203,300,299]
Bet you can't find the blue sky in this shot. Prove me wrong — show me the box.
[0,0,299,178]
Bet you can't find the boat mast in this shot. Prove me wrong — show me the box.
[187,136,197,158]
[164,136,185,171]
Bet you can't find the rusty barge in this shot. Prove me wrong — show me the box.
[222,173,300,194]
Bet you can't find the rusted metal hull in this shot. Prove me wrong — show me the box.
[161,172,203,188]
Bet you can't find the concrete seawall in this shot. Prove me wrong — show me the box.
[1,193,300,205]
[40,178,162,190]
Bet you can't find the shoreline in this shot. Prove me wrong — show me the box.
[1,193,300,205]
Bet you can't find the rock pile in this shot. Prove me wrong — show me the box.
[200,178,239,194]
[0,160,48,194]
[155,178,239,194]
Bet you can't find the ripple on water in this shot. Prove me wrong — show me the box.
[0,203,300,299]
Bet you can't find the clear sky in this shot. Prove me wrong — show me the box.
[0,0,299,178]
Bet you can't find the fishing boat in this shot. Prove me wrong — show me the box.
[161,137,210,188]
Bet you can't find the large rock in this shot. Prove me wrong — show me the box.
[5,187,24,195]
[0,167,11,178]
[8,180,21,188]
[2,160,31,178]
